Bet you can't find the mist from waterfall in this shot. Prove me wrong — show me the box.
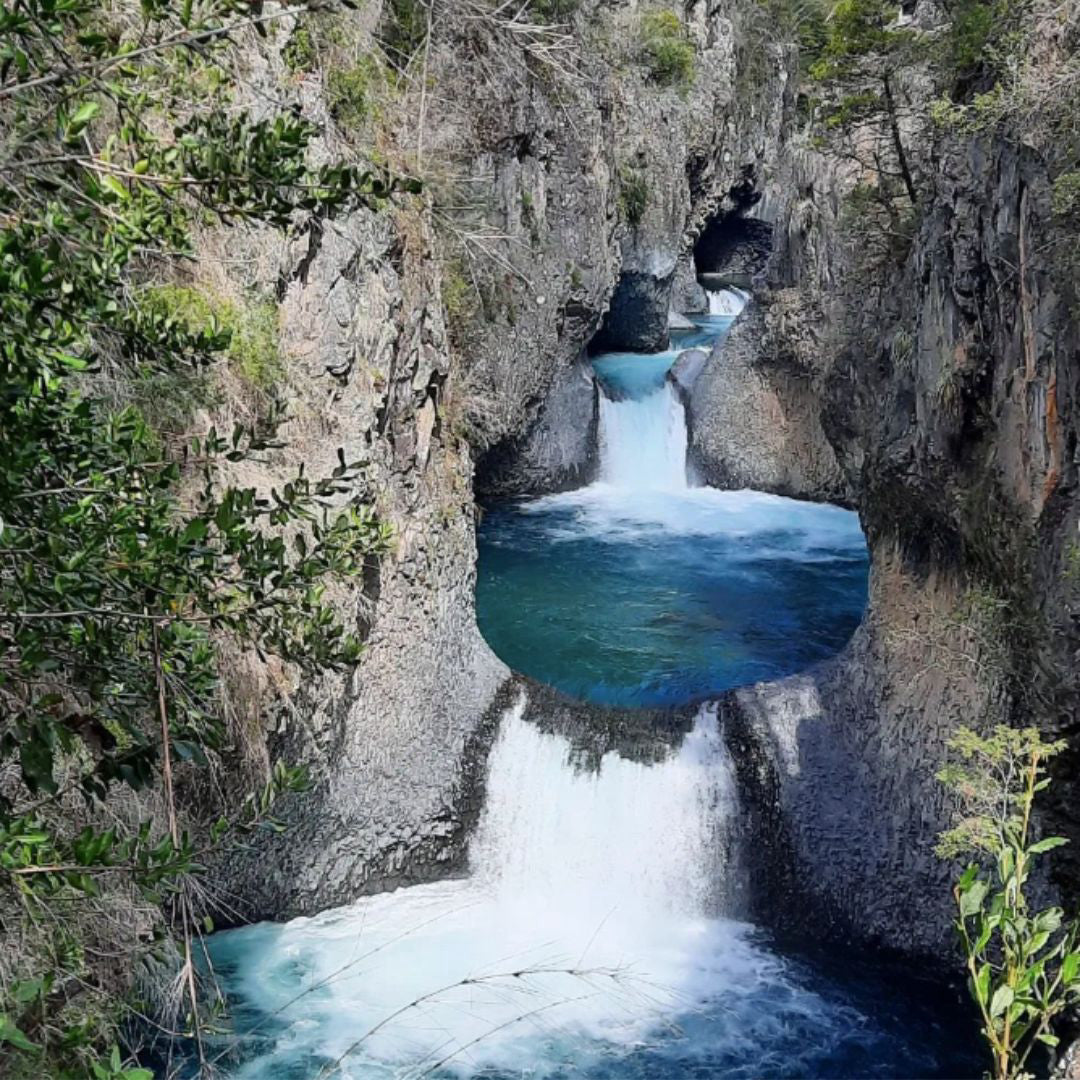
[206,698,758,1076]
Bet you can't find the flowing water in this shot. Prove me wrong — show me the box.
[477,297,867,707]
[203,291,980,1078]
[205,699,977,1079]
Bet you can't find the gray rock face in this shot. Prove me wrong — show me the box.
[476,361,599,497]
[687,302,850,503]
[669,347,710,394]
[719,116,1080,960]
[591,270,673,353]
[671,257,709,313]
[720,552,1008,957]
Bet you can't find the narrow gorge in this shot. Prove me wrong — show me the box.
[2,0,1080,1077]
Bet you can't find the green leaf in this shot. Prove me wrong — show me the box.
[1038,1032,1061,1047]
[959,878,989,918]
[1062,952,1080,984]
[1029,836,1069,855]
[101,174,129,201]
[990,985,1014,1018]
[0,1014,38,1051]
[66,100,101,140]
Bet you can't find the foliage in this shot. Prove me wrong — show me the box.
[0,0,417,1072]
[809,0,921,206]
[639,9,695,88]
[755,0,829,67]
[619,167,649,228]
[283,25,319,73]
[529,0,580,21]
[1053,172,1080,220]
[938,726,1080,1080]
[142,285,282,389]
[327,54,384,130]
[380,0,428,64]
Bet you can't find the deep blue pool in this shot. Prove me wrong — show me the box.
[476,487,869,707]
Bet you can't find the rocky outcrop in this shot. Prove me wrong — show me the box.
[722,550,1009,957]
[715,112,1080,958]
[476,361,599,497]
[590,270,673,353]
[688,300,851,503]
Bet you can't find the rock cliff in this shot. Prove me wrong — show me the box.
[207,0,799,919]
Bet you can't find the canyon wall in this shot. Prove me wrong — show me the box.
[710,109,1080,955]
[208,0,798,919]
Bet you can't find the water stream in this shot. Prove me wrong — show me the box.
[476,293,867,707]
[204,290,980,1078]
[205,698,973,1078]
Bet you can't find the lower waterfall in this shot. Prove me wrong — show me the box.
[206,697,973,1079]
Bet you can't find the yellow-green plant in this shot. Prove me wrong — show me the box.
[938,726,1080,1080]
[639,10,694,87]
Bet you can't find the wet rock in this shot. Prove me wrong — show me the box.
[669,347,709,393]
[477,361,599,497]
[687,302,849,503]
[591,270,673,354]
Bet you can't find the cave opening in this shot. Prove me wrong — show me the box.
[693,211,773,289]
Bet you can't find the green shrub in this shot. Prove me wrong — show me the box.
[228,298,282,388]
[142,286,282,390]
[639,10,695,87]
[282,25,317,73]
[619,167,649,227]
[381,0,427,61]
[327,55,382,130]
[938,727,1080,1080]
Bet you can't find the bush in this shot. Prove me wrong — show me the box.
[142,286,282,390]
[530,0,579,21]
[282,25,317,73]
[1053,172,1080,220]
[938,726,1080,1080]
[619,167,649,227]
[381,0,428,62]
[327,55,384,130]
[639,10,695,87]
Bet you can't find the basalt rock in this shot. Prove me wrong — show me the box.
[476,361,600,498]
[590,269,673,354]
[687,301,850,503]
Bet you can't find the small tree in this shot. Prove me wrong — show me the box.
[0,0,416,1073]
[809,0,922,206]
[938,726,1080,1080]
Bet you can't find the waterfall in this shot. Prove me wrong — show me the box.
[473,696,734,920]
[211,699,746,1076]
[707,286,749,317]
[598,381,688,491]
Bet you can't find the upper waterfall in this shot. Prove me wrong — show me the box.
[707,287,750,317]
[598,381,688,491]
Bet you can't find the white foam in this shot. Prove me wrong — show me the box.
[215,702,790,1078]
[707,287,750,317]
[521,486,866,559]
[598,382,688,491]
